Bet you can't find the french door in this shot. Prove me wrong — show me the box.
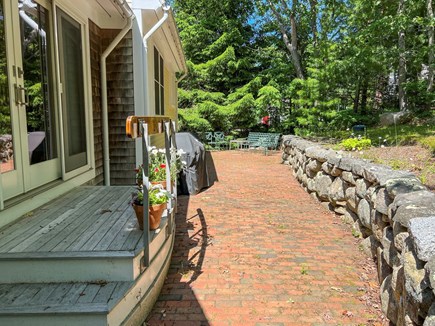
[0,0,60,200]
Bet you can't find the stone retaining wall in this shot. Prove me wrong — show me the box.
[282,135,435,325]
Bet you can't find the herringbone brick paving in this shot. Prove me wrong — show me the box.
[146,151,387,325]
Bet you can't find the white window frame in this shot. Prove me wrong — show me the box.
[52,1,94,181]
[154,46,164,116]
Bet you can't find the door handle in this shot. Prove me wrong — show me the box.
[14,84,20,105]
[20,86,29,105]
[13,84,28,105]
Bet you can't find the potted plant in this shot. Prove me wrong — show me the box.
[135,146,186,188]
[131,184,172,230]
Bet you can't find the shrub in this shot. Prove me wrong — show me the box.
[419,136,435,156]
[340,138,372,151]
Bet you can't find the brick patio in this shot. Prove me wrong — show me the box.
[146,151,387,325]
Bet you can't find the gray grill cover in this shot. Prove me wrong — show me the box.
[176,132,216,195]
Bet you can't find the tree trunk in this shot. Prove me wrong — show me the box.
[360,78,368,113]
[310,0,318,48]
[268,0,305,79]
[353,79,361,113]
[428,0,434,92]
[398,0,407,111]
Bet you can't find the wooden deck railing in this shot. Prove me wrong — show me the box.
[126,116,177,268]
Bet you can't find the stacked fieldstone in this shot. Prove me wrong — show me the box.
[282,135,435,325]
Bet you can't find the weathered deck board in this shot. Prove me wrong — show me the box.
[30,283,59,304]
[39,189,127,252]
[3,188,106,253]
[10,284,43,306]
[76,284,103,304]
[0,281,133,313]
[92,282,117,304]
[75,191,132,251]
[44,284,74,304]
[92,209,135,251]
[120,228,143,252]
[0,284,31,305]
[0,187,92,252]
[0,186,142,255]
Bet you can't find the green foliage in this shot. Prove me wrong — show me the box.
[178,108,212,133]
[340,138,372,151]
[174,0,433,137]
[419,136,435,156]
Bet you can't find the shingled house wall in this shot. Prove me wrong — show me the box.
[89,21,135,185]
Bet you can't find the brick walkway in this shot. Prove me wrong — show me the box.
[147,151,386,325]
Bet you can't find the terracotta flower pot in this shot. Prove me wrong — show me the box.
[132,202,167,230]
[149,202,167,230]
[151,181,167,189]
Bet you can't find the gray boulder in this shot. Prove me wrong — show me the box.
[409,216,435,262]
[357,198,372,228]
[386,177,427,198]
[379,111,411,126]
[424,303,435,326]
[375,187,393,215]
[315,172,334,201]
[329,178,349,203]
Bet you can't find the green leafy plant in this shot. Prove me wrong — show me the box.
[419,136,435,156]
[132,184,172,206]
[340,138,372,151]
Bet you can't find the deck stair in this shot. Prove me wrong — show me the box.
[0,186,175,325]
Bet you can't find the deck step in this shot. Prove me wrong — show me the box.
[0,250,141,283]
[0,281,133,326]
[0,221,175,326]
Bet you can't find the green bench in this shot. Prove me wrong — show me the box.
[244,132,281,154]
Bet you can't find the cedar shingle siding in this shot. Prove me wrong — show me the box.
[89,21,136,186]
[89,20,104,185]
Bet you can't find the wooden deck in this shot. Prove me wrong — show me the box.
[0,186,176,325]
[0,186,142,254]
[0,186,172,283]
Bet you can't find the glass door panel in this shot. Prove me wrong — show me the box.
[19,0,57,165]
[0,1,15,174]
[0,0,60,201]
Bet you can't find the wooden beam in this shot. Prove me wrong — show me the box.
[126,116,171,138]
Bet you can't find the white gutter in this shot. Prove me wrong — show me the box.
[177,71,188,84]
[101,0,134,186]
[142,6,170,115]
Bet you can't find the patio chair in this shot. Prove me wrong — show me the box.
[352,125,367,138]
[212,132,228,150]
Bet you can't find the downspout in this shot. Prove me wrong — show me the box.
[101,2,134,186]
[142,6,170,116]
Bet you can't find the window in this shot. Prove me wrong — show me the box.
[57,9,87,173]
[154,47,164,115]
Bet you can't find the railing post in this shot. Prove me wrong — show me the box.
[140,121,150,267]
[169,121,178,204]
